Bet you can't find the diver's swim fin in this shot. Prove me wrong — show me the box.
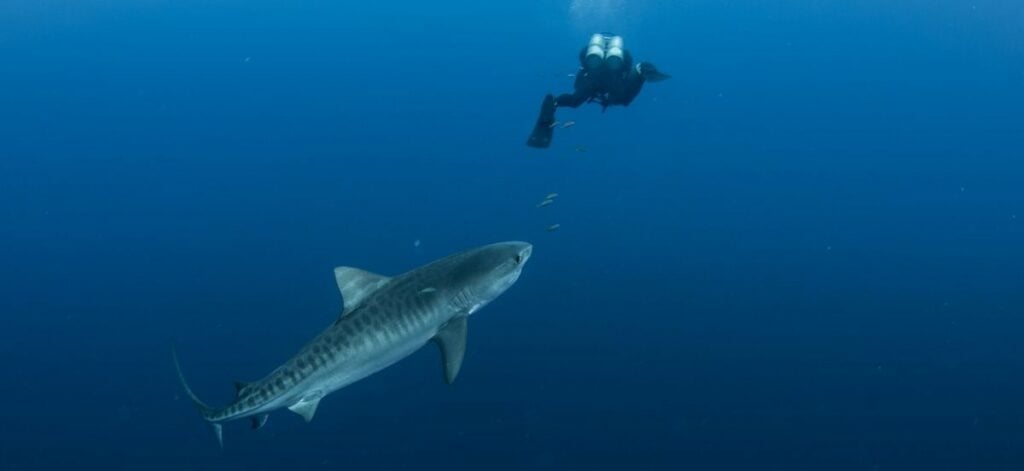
[639,62,671,82]
[526,94,556,149]
[645,70,671,82]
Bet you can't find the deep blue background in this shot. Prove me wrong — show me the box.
[2,0,1023,469]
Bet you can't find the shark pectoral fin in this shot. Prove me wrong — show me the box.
[334,267,391,315]
[434,316,468,384]
[288,397,322,422]
[251,414,269,430]
[210,422,224,448]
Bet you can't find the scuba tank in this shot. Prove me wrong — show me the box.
[583,33,625,71]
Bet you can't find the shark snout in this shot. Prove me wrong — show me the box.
[498,241,532,267]
[517,243,533,265]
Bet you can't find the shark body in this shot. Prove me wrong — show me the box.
[174,241,533,446]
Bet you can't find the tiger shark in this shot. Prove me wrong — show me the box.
[173,241,533,446]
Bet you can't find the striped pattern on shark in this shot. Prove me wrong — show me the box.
[173,241,533,446]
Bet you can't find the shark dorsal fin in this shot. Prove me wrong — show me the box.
[434,316,468,384]
[334,267,390,315]
[233,381,252,397]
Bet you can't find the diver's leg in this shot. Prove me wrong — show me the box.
[554,92,587,108]
[526,94,557,148]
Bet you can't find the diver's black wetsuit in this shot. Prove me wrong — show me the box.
[554,48,646,110]
[527,37,667,148]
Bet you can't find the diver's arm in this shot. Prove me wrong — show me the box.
[555,70,596,108]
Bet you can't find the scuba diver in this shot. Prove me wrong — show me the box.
[527,33,670,148]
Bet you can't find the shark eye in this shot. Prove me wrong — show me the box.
[514,254,523,264]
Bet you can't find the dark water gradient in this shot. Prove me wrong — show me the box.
[1,0,1022,469]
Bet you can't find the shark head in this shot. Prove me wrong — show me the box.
[445,241,532,315]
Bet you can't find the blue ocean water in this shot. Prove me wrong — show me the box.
[1,0,1022,469]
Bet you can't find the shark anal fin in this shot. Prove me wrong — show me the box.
[288,396,322,422]
[434,316,468,384]
[333,267,391,316]
[251,414,269,430]
[210,422,224,448]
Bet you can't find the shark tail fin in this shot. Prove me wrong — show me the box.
[171,346,224,447]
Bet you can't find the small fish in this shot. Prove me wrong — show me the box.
[546,224,561,232]
[536,199,555,208]
[548,121,561,129]
[545,193,559,200]
[561,121,576,128]
[574,145,588,153]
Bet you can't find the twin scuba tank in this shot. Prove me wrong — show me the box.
[584,33,626,71]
